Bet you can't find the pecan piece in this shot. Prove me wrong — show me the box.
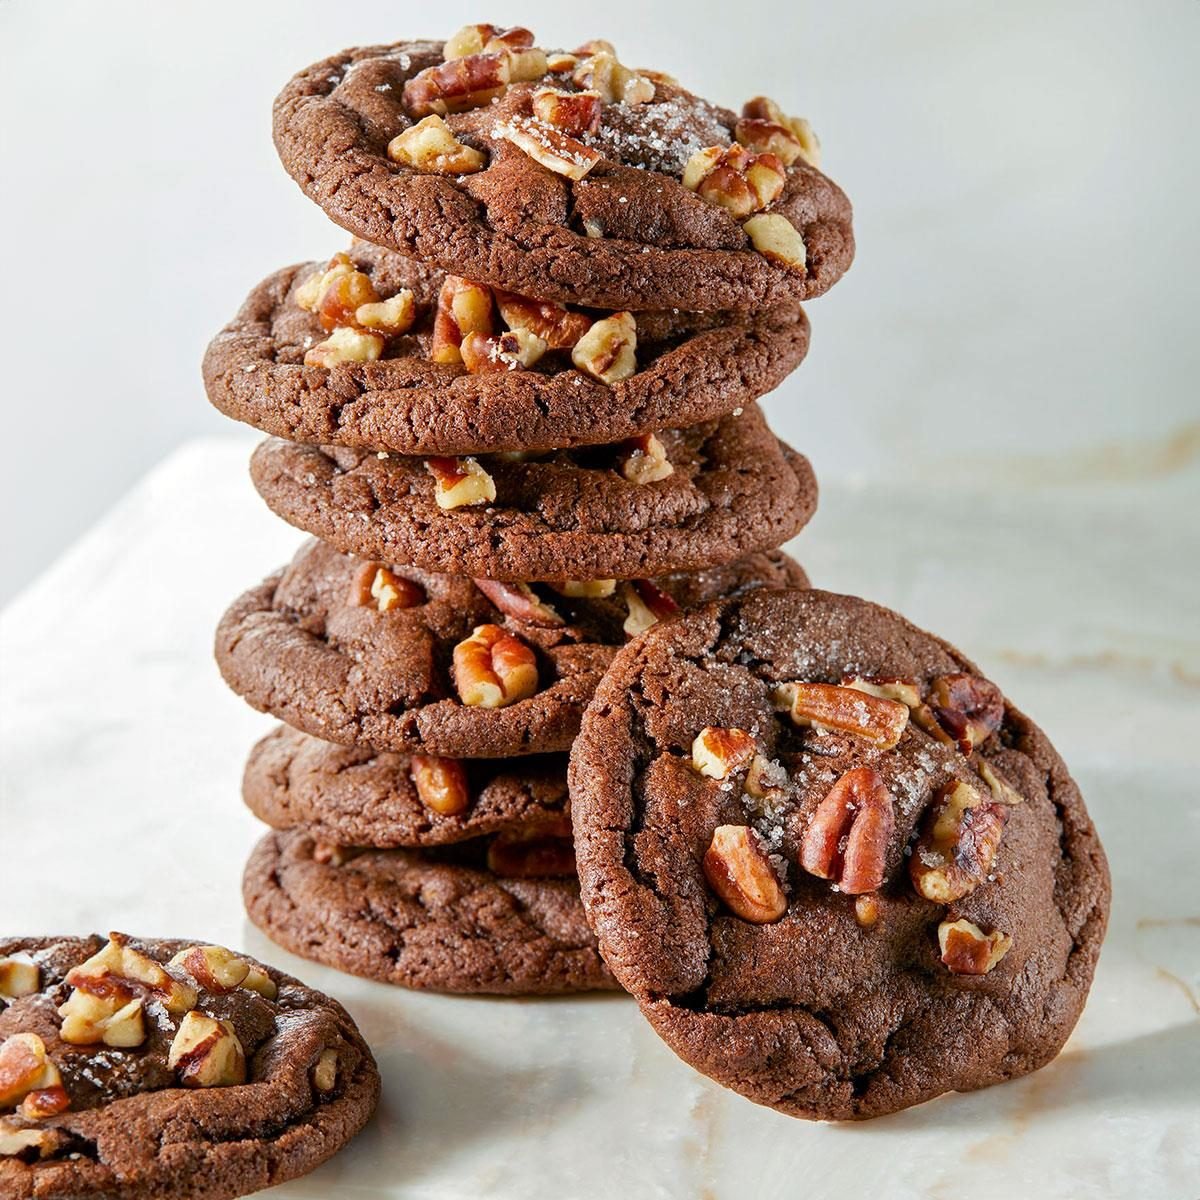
[473,578,563,627]
[494,116,601,180]
[703,825,787,923]
[913,673,1005,756]
[843,674,922,708]
[312,1048,339,1093]
[404,52,511,117]
[411,755,470,816]
[742,213,807,272]
[431,276,495,365]
[0,955,39,999]
[909,780,1007,903]
[548,578,617,598]
[493,289,593,350]
[460,328,548,374]
[741,96,820,166]
[304,326,385,368]
[800,766,894,895]
[691,726,757,780]
[350,562,425,613]
[682,144,786,217]
[772,682,910,749]
[168,1012,246,1088]
[0,1034,50,1108]
[621,579,680,637]
[167,946,254,994]
[618,433,673,484]
[388,113,486,174]
[532,87,603,136]
[572,50,653,105]
[452,624,538,708]
[425,456,497,509]
[572,312,638,383]
[938,919,1012,975]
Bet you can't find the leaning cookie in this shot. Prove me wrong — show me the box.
[216,538,808,759]
[249,405,816,581]
[245,725,573,847]
[202,242,810,455]
[568,588,1110,1120]
[0,934,378,1199]
[273,30,853,312]
[244,831,618,995]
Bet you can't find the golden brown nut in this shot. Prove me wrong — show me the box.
[913,673,1005,756]
[909,780,1008,903]
[389,114,486,174]
[355,290,417,334]
[703,825,787,923]
[168,946,251,994]
[460,328,548,374]
[350,562,426,613]
[431,276,495,365]
[572,50,653,105]
[312,1048,340,1093]
[799,766,895,895]
[548,578,617,599]
[682,144,785,217]
[938,918,1012,975]
[571,312,638,383]
[452,624,538,708]
[472,579,564,627]
[741,96,820,166]
[621,579,680,637]
[404,52,512,117]
[493,289,594,350]
[425,456,497,509]
[304,326,385,368]
[532,87,603,137]
[742,213,807,272]
[772,681,910,749]
[494,116,602,180]
[618,433,673,484]
[691,727,757,780]
[168,1012,246,1088]
[411,755,471,816]
[0,955,39,1000]
[842,674,922,708]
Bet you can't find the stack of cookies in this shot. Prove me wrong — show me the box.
[204,26,846,996]
[202,23,1110,1123]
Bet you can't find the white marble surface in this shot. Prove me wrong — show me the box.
[2,434,1197,1198]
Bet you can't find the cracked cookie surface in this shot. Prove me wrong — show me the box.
[0,934,377,1200]
[203,242,810,455]
[216,538,808,758]
[243,831,618,995]
[249,405,816,581]
[568,588,1110,1119]
[273,39,853,311]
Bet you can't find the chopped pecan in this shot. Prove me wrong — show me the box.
[545,52,578,74]
[0,955,39,1000]
[571,312,638,383]
[314,268,379,332]
[493,289,593,350]
[977,760,1025,807]
[691,726,757,780]
[532,87,603,136]
[618,433,673,484]
[909,780,1007,903]
[304,326,385,368]
[460,328,548,374]
[572,50,654,104]
[843,674,921,708]
[741,96,820,166]
[854,894,880,928]
[388,114,486,174]
[294,252,353,312]
[772,682,910,749]
[682,144,785,217]
[473,578,563,626]
[742,213,807,272]
[167,946,251,994]
[494,116,601,180]
[913,674,1005,756]
[168,1012,246,1088]
[431,276,495,365]
[350,562,425,613]
[444,24,532,60]
[452,624,538,708]
[800,766,894,895]
[355,290,417,334]
[0,1034,50,1108]
[703,825,787,923]
[938,918,1012,975]
[404,52,511,117]
[425,456,497,509]
[621,579,680,637]
[411,755,470,816]
[745,754,788,801]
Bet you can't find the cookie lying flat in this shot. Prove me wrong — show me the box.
[216,538,807,758]
[245,725,572,847]
[202,242,810,455]
[272,31,853,312]
[244,831,618,995]
[569,588,1110,1120]
[0,933,377,1200]
[249,405,816,581]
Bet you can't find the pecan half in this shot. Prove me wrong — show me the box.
[938,918,1012,975]
[800,766,895,895]
[772,682,910,749]
[452,624,538,708]
[703,825,787,923]
[404,52,511,117]
[411,755,470,816]
[909,780,1007,903]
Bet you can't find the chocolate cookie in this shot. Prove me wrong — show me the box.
[202,242,810,455]
[0,933,378,1199]
[249,405,816,581]
[568,588,1110,1120]
[215,538,808,758]
[245,725,572,847]
[244,831,618,995]
[272,33,853,311]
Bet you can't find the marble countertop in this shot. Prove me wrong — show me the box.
[2,433,1197,1198]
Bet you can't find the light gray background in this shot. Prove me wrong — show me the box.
[1,0,1196,603]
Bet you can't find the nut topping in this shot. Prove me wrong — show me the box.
[799,766,894,895]
[742,213,807,272]
[0,955,39,1000]
[913,674,1005,756]
[460,328,548,374]
[294,252,354,312]
[388,114,486,174]
[404,52,512,118]
[745,754,788,801]
[703,825,787,924]
[741,96,820,167]
[572,50,654,105]
[425,456,497,509]
[487,829,576,878]
[411,755,471,816]
[304,326,385,368]
[431,276,495,365]
[532,87,603,137]
[571,312,638,383]
[168,946,251,994]
[312,1048,339,1093]
[493,289,593,350]
[938,918,1012,975]
[854,894,880,928]
[494,116,602,181]
[313,268,379,333]
[621,579,680,637]
[452,624,539,708]
[0,1034,51,1108]
[682,144,786,217]
[168,1012,246,1088]
[350,562,425,613]
[444,24,533,61]
[978,760,1025,807]
[618,433,673,484]
[473,578,564,627]
[843,674,922,709]
[772,682,910,749]
[691,726,757,780]
[909,780,1007,903]
[354,290,417,335]
[548,578,617,598]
